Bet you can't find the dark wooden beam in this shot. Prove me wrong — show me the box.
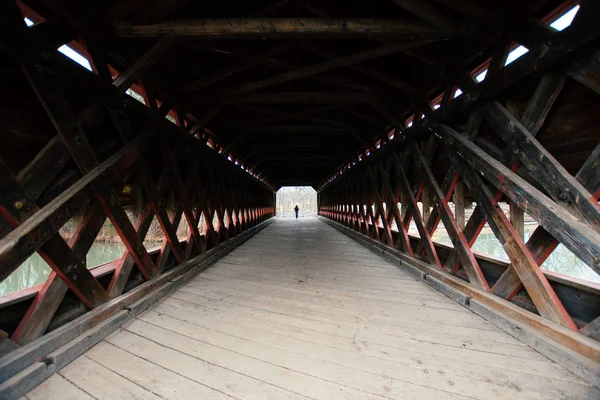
[564,48,600,95]
[11,202,107,344]
[448,149,577,330]
[0,139,144,283]
[414,113,481,258]
[480,101,600,231]
[0,161,109,309]
[15,136,71,202]
[440,1,600,122]
[442,73,567,273]
[212,41,434,98]
[182,42,295,93]
[114,18,449,39]
[492,142,600,301]
[391,153,442,268]
[377,160,413,254]
[112,36,176,91]
[189,104,223,136]
[390,0,457,30]
[219,92,380,104]
[435,124,600,275]
[301,43,419,96]
[411,143,489,290]
[201,45,377,94]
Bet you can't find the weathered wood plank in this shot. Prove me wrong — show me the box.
[480,101,600,230]
[12,202,108,344]
[15,136,71,201]
[435,124,600,275]
[115,18,448,39]
[449,150,576,330]
[444,73,568,271]
[493,142,600,300]
[565,48,600,95]
[0,161,109,310]
[0,139,142,284]
[112,36,176,91]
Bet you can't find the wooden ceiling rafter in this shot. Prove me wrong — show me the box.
[10,0,594,189]
[114,18,456,39]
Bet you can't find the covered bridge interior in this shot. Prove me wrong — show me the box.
[0,0,599,398]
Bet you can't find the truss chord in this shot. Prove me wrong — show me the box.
[435,124,600,275]
[445,146,577,329]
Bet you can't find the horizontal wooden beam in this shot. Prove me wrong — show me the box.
[213,41,433,98]
[390,0,457,30]
[182,42,295,93]
[114,18,453,39]
[218,92,380,104]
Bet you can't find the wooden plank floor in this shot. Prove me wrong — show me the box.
[26,218,598,399]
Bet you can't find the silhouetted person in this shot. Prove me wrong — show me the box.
[294,205,299,219]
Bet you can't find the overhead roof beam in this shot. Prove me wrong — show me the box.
[199,46,376,93]
[216,92,380,104]
[212,41,434,98]
[115,18,455,39]
[237,104,359,127]
[390,0,457,30]
[181,42,295,93]
[112,35,176,91]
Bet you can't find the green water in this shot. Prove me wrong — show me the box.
[2,227,599,297]
[433,229,600,284]
[0,242,127,296]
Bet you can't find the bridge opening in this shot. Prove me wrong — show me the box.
[276,186,317,218]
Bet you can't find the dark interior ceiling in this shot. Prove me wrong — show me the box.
[17,0,574,188]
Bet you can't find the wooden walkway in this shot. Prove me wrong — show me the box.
[25,218,598,399]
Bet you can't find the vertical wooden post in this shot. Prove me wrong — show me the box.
[401,190,409,219]
[510,201,525,241]
[453,180,465,230]
[422,185,431,224]
[506,99,525,241]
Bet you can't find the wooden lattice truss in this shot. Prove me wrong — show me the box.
[0,7,275,349]
[318,4,600,370]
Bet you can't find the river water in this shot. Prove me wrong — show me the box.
[0,243,126,296]
[432,229,600,284]
[1,229,598,297]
